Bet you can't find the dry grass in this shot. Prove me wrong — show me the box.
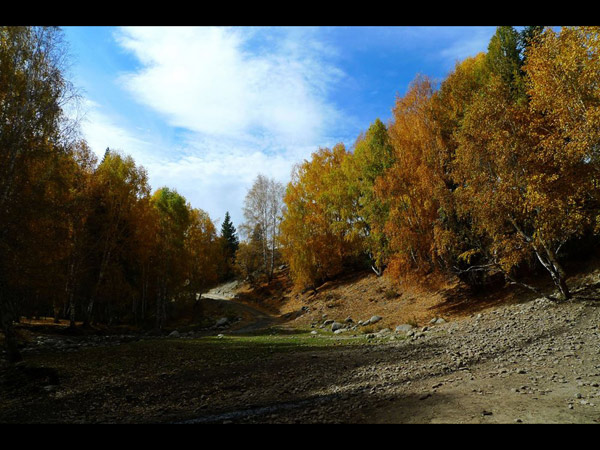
[233,268,514,330]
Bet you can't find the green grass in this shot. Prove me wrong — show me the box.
[0,327,379,423]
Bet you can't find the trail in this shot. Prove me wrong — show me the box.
[200,282,280,334]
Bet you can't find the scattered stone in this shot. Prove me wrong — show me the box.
[369,315,382,325]
[395,324,414,334]
[331,322,344,332]
[168,330,180,338]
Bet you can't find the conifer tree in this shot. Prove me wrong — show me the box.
[221,211,239,257]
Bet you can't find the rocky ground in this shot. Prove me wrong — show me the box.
[3,274,600,423]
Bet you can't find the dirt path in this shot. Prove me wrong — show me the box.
[200,295,281,334]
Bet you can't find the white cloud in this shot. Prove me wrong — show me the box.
[83,26,348,227]
[79,99,159,162]
[115,26,344,147]
[438,27,495,65]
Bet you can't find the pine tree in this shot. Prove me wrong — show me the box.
[221,211,239,258]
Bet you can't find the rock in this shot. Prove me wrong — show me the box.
[215,317,229,327]
[430,318,438,324]
[435,318,446,325]
[345,317,353,323]
[324,319,334,326]
[395,324,414,334]
[168,330,180,338]
[331,322,344,332]
[334,329,345,334]
[369,315,382,325]
[310,330,318,335]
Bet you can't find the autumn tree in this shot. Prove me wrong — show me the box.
[375,76,452,282]
[0,26,77,361]
[186,208,221,293]
[281,144,363,289]
[241,175,285,281]
[234,224,265,283]
[151,187,191,329]
[452,27,600,300]
[342,118,395,275]
[83,150,151,325]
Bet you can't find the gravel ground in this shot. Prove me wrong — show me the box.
[3,284,600,423]
[225,295,600,423]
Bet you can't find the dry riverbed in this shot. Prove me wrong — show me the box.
[2,281,600,423]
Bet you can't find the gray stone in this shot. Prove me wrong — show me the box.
[369,315,382,324]
[168,330,180,338]
[331,321,344,332]
[215,317,229,327]
[395,324,414,334]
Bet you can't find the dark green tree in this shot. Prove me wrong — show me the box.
[519,26,545,57]
[485,26,526,101]
[221,211,239,257]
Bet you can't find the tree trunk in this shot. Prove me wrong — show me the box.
[533,243,571,300]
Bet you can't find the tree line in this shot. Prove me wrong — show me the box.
[0,27,247,362]
[2,26,600,362]
[279,26,600,302]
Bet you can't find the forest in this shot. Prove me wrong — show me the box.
[1,25,600,367]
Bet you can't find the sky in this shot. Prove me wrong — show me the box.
[62,26,498,229]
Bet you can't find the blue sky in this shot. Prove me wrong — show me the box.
[63,26,498,230]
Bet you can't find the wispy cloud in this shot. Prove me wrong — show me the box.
[438,27,495,65]
[78,27,348,225]
[73,26,498,227]
[115,26,345,147]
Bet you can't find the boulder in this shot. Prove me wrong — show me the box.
[369,315,382,325]
[215,317,229,327]
[395,324,414,334]
[331,322,344,332]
